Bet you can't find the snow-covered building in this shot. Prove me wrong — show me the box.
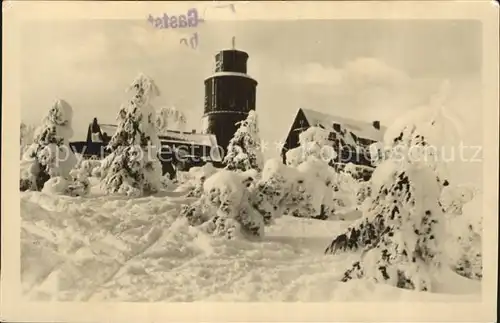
[201,40,258,153]
[281,108,386,178]
[70,118,222,178]
[69,42,258,176]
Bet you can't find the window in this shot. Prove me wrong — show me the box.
[211,79,215,108]
[333,123,341,132]
[215,57,223,72]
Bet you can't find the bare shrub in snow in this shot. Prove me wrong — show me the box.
[156,106,187,133]
[442,185,482,280]
[97,73,163,197]
[181,170,264,240]
[223,111,264,172]
[20,100,77,191]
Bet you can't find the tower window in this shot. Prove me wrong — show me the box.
[212,79,215,108]
[216,59,222,72]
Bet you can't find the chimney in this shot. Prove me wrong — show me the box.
[372,120,381,130]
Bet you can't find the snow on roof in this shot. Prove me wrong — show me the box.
[100,124,117,136]
[99,123,218,147]
[204,72,257,83]
[300,108,385,142]
[159,131,219,148]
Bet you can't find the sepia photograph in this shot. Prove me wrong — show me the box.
[2,1,498,322]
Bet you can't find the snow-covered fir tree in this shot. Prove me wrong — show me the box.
[223,110,264,172]
[97,73,163,197]
[248,158,299,225]
[20,100,77,191]
[284,126,345,220]
[324,83,478,291]
[286,157,336,220]
[180,170,264,240]
[325,127,446,291]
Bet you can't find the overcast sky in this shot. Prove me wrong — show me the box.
[20,18,483,182]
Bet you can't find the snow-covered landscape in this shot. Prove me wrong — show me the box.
[20,187,481,302]
[18,73,483,302]
[6,8,495,318]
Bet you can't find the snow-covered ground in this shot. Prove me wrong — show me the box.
[21,179,481,302]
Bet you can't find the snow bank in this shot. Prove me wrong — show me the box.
[21,192,480,302]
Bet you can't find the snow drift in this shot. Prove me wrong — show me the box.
[20,189,480,301]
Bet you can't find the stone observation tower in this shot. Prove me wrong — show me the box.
[201,37,258,154]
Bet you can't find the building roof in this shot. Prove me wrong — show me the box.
[99,124,219,148]
[300,108,385,142]
[204,72,257,83]
[100,124,118,136]
[159,131,219,148]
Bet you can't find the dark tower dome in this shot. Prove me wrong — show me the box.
[201,38,258,157]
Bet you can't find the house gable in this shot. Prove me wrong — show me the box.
[280,108,310,163]
[300,108,385,143]
[280,108,385,169]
